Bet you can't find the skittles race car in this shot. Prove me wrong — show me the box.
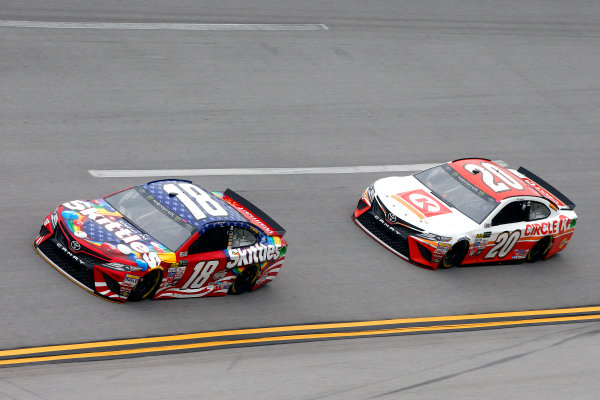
[353,158,576,269]
[34,179,287,302]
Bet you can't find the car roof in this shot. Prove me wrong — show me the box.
[141,179,248,233]
[447,159,541,202]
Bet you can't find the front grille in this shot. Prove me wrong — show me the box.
[357,209,410,257]
[38,239,96,290]
[373,201,423,233]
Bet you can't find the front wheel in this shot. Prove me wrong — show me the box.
[128,269,162,302]
[526,236,553,263]
[439,241,468,269]
[228,264,261,295]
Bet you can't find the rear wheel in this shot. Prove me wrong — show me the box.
[439,241,468,269]
[228,264,261,295]
[128,269,162,302]
[526,236,553,263]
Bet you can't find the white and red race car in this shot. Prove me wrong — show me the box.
[353,158,576,269]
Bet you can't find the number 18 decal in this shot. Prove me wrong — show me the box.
[484,230,521,260]
[181,260,220,290]
[163,183,228,220]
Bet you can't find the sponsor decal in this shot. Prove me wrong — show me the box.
[103,262,142,272]
[476,232,492,239]
[51,210,59,228]
[392,189,452,219]
[227,243,282,269]
[172,266,186,286]
[559,238,570,249]
[56,242,86,266]
[520,176,565,207]
[122,273,140,288]
[62,201,162,269]
[525,215,571,237]
[212,269,228,280]
[512,249,528,260]
[433,243,451,257]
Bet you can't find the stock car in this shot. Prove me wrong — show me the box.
[34,179,287,302]
[353,158,576,269]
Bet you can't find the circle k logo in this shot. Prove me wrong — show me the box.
[408,193,441,213]
[393,189,452,218]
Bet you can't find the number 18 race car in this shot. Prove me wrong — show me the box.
[34,180,287,302]
[353,158,576,269]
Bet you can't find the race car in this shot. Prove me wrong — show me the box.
[353,158,576,269]
[34,179,287,302]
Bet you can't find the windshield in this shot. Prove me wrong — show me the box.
[414,164,499,223]
[106,187,195,250]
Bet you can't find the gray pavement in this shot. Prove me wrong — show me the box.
[1,0,599,396]
[1,322,599,399]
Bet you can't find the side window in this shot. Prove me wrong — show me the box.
[231,227,257,248]
[189,227,230,254]
[529,201,550,221]
[492,201,528,226]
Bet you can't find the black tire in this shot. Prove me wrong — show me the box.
[439,241,469,269]
[128,269,162,302]
[526,236,553,263]
[228,264,261,295]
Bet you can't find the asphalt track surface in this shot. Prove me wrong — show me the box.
[1,0,600,397]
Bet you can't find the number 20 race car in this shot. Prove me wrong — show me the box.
[353,158,576,269]
[34,180,287,302]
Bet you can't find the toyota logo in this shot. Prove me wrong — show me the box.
[387,213,397,223]
[70,240,81,251]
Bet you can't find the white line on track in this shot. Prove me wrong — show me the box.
[89,161,508,178]
[0,20,329,31]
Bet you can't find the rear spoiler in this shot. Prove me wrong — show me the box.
[517,167,576,210]
[223,189,286,236]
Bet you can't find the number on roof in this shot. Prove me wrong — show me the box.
[163,183,228,220]
[464,162,524,193]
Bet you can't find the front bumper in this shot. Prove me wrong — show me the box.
[34,219,131,302]
[353,196,446,269]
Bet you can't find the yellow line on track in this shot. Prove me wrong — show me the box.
[2,313,600,366]
[2,306,600,357]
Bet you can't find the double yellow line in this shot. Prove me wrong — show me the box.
[2,306,600,367]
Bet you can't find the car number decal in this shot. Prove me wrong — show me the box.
[180,260,220,290]
[484,230,521,260]
[163,183,228,220]
[464,162,524,193]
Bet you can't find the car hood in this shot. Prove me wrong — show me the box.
[59,198,175,268]
[373,176,479,235]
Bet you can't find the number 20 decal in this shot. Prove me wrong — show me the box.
[163,183,228,220]
[464,162,524,193]
[484,231,521,260]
